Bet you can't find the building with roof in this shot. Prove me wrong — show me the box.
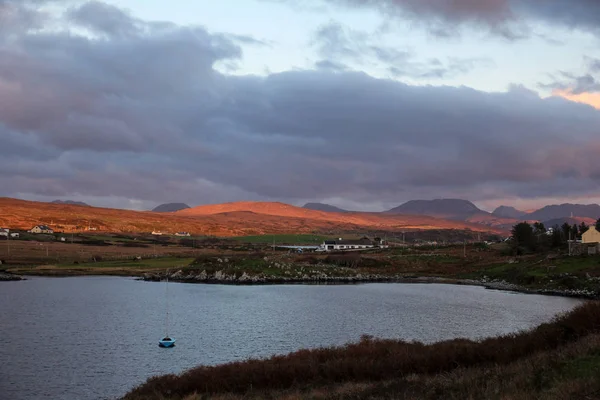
[321,238,387,252]
[29,225,54,234]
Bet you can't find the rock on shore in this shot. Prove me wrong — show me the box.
[0,272,24,281]
[140,270,600,300]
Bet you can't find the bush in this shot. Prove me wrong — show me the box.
[325,253,362,267]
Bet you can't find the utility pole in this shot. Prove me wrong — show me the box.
[463,240,466,258]
[7,231,10,256]
[568,230,572,256]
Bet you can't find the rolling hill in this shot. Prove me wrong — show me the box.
[0,198,506,236]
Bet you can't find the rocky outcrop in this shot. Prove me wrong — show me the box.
[141,269,408,285]
[0,272,24,281]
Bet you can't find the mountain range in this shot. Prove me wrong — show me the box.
[3,197,599,237]
[0,197,503,236]
[304,199,600,229]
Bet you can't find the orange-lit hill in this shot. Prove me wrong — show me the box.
[0,198,507,236]
[177,201,507,234]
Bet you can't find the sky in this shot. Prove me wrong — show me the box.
[1,0,600,212]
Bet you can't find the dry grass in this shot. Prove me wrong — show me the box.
[123,302,600,400]
[196,334,600,400]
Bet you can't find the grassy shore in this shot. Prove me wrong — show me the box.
[4,242,600,299]
[123,302,600,400]
[5,256,196,276]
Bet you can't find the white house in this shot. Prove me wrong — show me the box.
[10,233,19,238]
[0,228,8,237]
[321,238,387,252]
[29,225,54,234]
[151,230,163,236]
[175,232,191,237]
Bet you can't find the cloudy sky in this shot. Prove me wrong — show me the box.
[1,0,600,212]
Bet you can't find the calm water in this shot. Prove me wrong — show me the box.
[0,277,583,400]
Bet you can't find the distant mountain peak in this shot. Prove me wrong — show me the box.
[51,200,90,207]
[302,202,348,213]
[386,199,483,220]
[492,206,525,219]
[152,203,190,213]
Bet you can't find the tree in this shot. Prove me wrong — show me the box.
[579,222,589,235]
[572,224,580,239]
[550,224,563,248]
[511,222,535,252]
[596,218,600,232]
[561,222,571,241]
[533,222,546,235]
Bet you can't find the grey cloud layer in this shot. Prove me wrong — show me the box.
[2,1,600,209]
[285,0,600,38]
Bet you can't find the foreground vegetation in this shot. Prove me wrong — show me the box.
[123,302,600,400]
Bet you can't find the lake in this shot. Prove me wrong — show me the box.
[0,277,583,400]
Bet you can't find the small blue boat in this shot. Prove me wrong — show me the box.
[159,274,176,348]
[159,337,176,348]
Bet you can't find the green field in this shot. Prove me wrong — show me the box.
[7,256,196,276]
[60,257,196,269]
[459,255,600,292]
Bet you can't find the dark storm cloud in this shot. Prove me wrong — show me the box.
[3,0,600,209]
[311,21,492,79]
[280,0,600,38]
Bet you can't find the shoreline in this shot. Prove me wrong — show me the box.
[145,274,598,299]
[7,268,595,300]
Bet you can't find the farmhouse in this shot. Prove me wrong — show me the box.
[175,232,191,237]
[321,238,387,252]
[582,227,600,244]
[581,227,600,255]
[0,228,8,237]
[29,225,54,234]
